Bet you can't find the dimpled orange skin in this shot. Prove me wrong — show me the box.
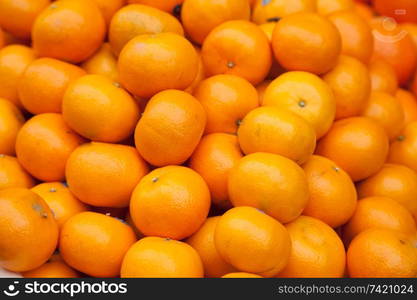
[193,74,259,134]
[361,91,405,140]
[186,217,236,278]
[324,55,371,120]
[347,229,417,278]
[369,59,399,95]
[109,4,184,56]
[0,155,35,190]
[134,90,206,167]
[272,13,341,75]
[63,74,140,143]
[0,45,36,107]
[18,58,86,114]
[81,43,119,82]
[357,164,417,217]
[31,182,89,228]
[118,33,198,99]
[396,89,417,126]
[316,0,355,16]
[373,0,417,24]
[222,272,263,278]
[60,212,136,278]
[201,20,272,86]
[389,122,417,173]
[302,155,357,228]
[402,23,417,48]
[0,188,58,272]
[371,17,417,86]
[277,216,346,278]
[32,0,106,64]
[228,152,309,224]
[22,256,80,278]
[121,237,204,278]
[89,0,126,26]
[189,133,243,209]
[130,166,211,240]
[127,0,184,13]
[256,80,271,105]
[343,196,417,245]
[328,10,373,64]
[65,142,149,208]
[214,206,291,277]
[181,0,251,45]
[15,113,85,182]
[0,0,51,39]
[252,0,316,25]
[185,48,206,94]
[316,117,389,182]
[0,98,25,155]
[263,71,336,139]
[237,107,316,165]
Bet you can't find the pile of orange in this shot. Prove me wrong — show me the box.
[1,0,417,279]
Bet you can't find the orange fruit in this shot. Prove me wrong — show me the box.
[63,74,140,143]
[127,0,184,13]
[88,0,126,26]
[396,88,417,126]
[201,20,272,85]
[134,90,206,167]
[256,80,271,105]
[60,211,136,277]
[258,22,285,79]
[412,74,417,98]
[328,10,373,63]
[272,12,341,75]
[32,0,106,63]
[19,58,86,114]
[16,113,85,182]
[0,98,25,155]
[277,216,346,278]
[121,237,203,278]
[343,196,417,245]
[189,133,243,209]
[369,58,399,95]
[389,121,417,173]
[31,182,89,228]
[373,0,417,24]
[354,2,375,22]
[357,164,417,217]
[323,55,371,120]
[222,272,262,278]
[193,74,259,134]
[0,0,51,39]
[316,0,355,15]
[252,0,316,25]
[316,117,389,182]
[347,228,417,278]
[81,43,118,82]
[119,33,198,98]
[402,23,417,48]
[371,17,417,86]
[238,107,316,164]
[263,71,336,139]
[109,4,184,56]
[66,142,149,208]
[22,254,79,278]
[186,217,236,278]
[130,166,210,240]
[0,27,3,49]
[184,48,206,94]
[181,0,250,45]
[214,206,291,277]
[0,188,58,272]
[302,155,357,228]
[0,155,35,190]
[361,91,405,140]
[0,45,36,107]
[228,152,309,224]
